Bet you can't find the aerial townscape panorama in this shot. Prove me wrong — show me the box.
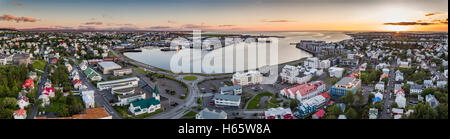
[0,0,448,122]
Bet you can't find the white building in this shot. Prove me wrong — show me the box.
[437,81,447,88]
[81,89,95,109]
[395,95,406,108]
[232,71,263,86]
[328,67,345,78]
[375,82,385,92]
[97,77,140,91]
[196,108,227,119]
[304,57,320,69]
[264,107,293,119]
[320,60,331,69]
[424,80,433,88]
[97,61,122,74]
[113,68,133,76]
[17,96,30,109]
[395,70,404,82]
[220,85,242,95]
[279,81,326,102]
[213,94,241,107]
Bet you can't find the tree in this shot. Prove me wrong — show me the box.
[290,99,299,110]
[391,102,398,109]
[403,84,411,94]
[356,91,365,105]
[410,103,438,119]
[374,101,384,110]
[343,91,355,105]
[436,103,448,119]
[345,107,358,119]
[1,97,17,109]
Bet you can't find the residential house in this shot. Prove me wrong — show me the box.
[410,84,424,94]
[425,94,439,108]
[81,89,95,109]
[17,96,30,109]
[312,109,325,119]
[423,80,433,88]
[375,82,385,92]
[369,108,378,119]
[13,109,27,119]
[395,95,406,108]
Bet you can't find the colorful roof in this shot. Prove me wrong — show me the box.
[380,73,389,79]
[313,109,325,118]
[22,79,34,88]
[321,92,330,99]
[42,87,55,96]
[14,109,26,116]
[131,97,160,109]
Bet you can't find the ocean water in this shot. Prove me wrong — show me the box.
[124,31,352,73]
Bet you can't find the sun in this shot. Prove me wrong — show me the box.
[383,25,410,32]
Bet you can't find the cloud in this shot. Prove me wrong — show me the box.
[0,14,37,22]
[218,24,236,27]
[168,20,177,24]
[383,22,436,26]
[147,26,173,30]
[84,21,103,25]
[181,24,211,29]
[107,23,134,26]
[262,19,295,23]
[11,2,24,6]
[425,12,445,16]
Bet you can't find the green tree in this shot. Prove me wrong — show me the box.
[290,99,299,110]
[345,107,358,119]
[409,103,438,119]
[374,101,384,110]
[391,102,398,109]
[343,91,355,105]
[436,103,448,119]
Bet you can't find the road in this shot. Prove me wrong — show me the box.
[70,58,122,119]
[28,60,49,119]
[379,61,396,119]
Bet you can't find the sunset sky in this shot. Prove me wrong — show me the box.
[0,0,448,31]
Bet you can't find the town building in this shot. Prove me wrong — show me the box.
[410,84,424,94]
[13,54,31,65]
[375,81,385,92]
[0,54,13,65]
[17,96,30,109]
[425,94,439,108]
[264,107,294,119]
[279,81,326,102]
[330,77,361,97]
[369,108,378,119]
[220,85,242,95]
[97,61,122,74]
[129,97,161,116]
[81,89,95,109]
[395,95,406,108]
[328,67,345,78]
[13,109,27,119]
[312,109,325,119]
[82,67,102,81]
[97,77,140,91]
[213,94,241,107]
[196,108,228,119]
[232,71,263,86]
[113,85,147,106]
[304,57,320,69]
[113,68,133,76]
[297,93,330,117]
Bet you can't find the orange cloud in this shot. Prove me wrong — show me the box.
[0,14,37,22]
[11,2,24,6]
[425,12,445,16]
[262,19,295,23]
[84,21,103,25]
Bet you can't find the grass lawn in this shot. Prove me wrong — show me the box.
[133,67,148,74]
[246,92,273,109]
[182,111,197,119]
[33,60,46,71]
[183,76,198,81]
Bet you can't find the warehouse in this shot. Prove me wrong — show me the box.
[98,61,122,74]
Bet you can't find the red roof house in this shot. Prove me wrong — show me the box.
[312,109,325,119]
[22,79,34,89]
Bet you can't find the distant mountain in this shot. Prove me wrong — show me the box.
[0,28,19,32]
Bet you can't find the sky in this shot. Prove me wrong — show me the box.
[0,0,448,31]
